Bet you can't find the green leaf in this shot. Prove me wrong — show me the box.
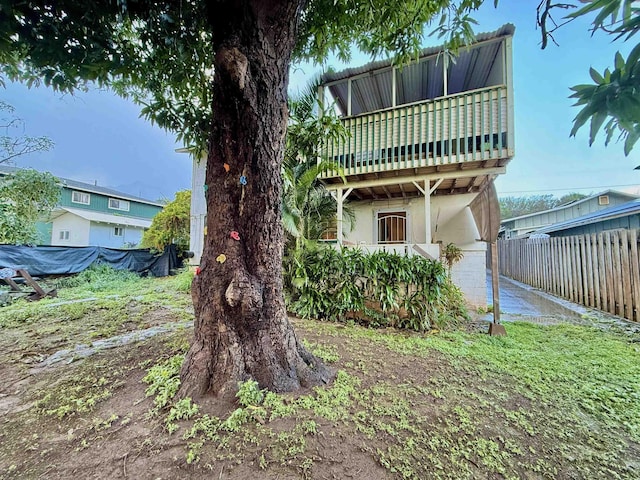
[589,112,608,146]
[589,67,606,85]
[623,127,640,155]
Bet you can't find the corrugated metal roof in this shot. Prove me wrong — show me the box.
[321,24,514,116]
[321,24,515,84]
[535,199,640,234]
[0,165,164,207]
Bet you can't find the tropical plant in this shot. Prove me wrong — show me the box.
[286,245,467,332]
[537,0,640,154]
[282,77,352,251]
[441,243,464,277]
[0,168,60,245]
[140,190,190,254]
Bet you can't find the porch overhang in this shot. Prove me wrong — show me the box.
[321,159,508,201]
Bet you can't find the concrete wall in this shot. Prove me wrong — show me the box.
[51,213,90,247]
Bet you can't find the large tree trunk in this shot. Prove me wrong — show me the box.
[179,0,332,401]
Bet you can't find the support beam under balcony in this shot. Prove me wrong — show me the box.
[335,166,505,191]
[336,187,353,245]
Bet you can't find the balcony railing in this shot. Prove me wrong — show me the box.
[321,85,511,178]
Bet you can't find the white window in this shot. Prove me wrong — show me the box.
[377,211,407,244]
[114,227,124,237]
[598,195,610,206]
[71,191,90,205]
[59,230,70,240]
[109,198,130,211]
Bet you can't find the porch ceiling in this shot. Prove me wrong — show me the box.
[321,158,510,201]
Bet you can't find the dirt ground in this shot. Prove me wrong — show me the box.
[1,288,639,480]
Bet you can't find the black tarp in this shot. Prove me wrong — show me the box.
[0,244,181,277]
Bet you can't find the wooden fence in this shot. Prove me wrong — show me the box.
[498,229,640,322]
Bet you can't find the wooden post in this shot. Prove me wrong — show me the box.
[336,187,352,246]
[391,67,396,108]
[489,241,506,336]
[336,187,344,245]
[424,180,431,244]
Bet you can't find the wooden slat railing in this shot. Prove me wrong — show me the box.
[321,85,510,178]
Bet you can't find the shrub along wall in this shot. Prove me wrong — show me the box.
[284,246,468,332]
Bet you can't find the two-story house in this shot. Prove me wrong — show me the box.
[188,24,515,306]
[317,24,515,306]
[0,165,163,248]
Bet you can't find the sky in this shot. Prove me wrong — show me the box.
[2,1,639,202]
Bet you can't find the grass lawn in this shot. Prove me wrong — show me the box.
[0,270,638,479]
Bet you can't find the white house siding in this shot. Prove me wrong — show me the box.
[346,192,487,307]
[88,223,145,248]
[190,158,207,265]
[51,213,91,247]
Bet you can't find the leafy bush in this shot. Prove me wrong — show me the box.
[140,190,190,254]
[56,264,142,291]
[285,245,467,331]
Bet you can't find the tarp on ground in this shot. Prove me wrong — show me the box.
[0,244,181,277]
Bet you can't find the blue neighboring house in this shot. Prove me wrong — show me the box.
[0,165,163,248]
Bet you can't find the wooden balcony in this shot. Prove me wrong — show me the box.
[320,85,512,181]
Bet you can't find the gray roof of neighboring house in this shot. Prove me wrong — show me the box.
[320,24,515,116]
[500,189,640,224]
[535,199,640,235]
[0,165,164,207]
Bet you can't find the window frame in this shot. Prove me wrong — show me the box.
[108,198,130,212]
[114,227,124,237]
[71,190,90,205]
[375,209,409,245]
[59,230,70,240]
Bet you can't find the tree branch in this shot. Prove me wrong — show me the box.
[536,0,579,49]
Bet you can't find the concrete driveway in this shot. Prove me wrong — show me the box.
[485,272,585,324]
[482,272,640,337]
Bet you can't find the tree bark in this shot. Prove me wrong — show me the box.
[179,0,332,401]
